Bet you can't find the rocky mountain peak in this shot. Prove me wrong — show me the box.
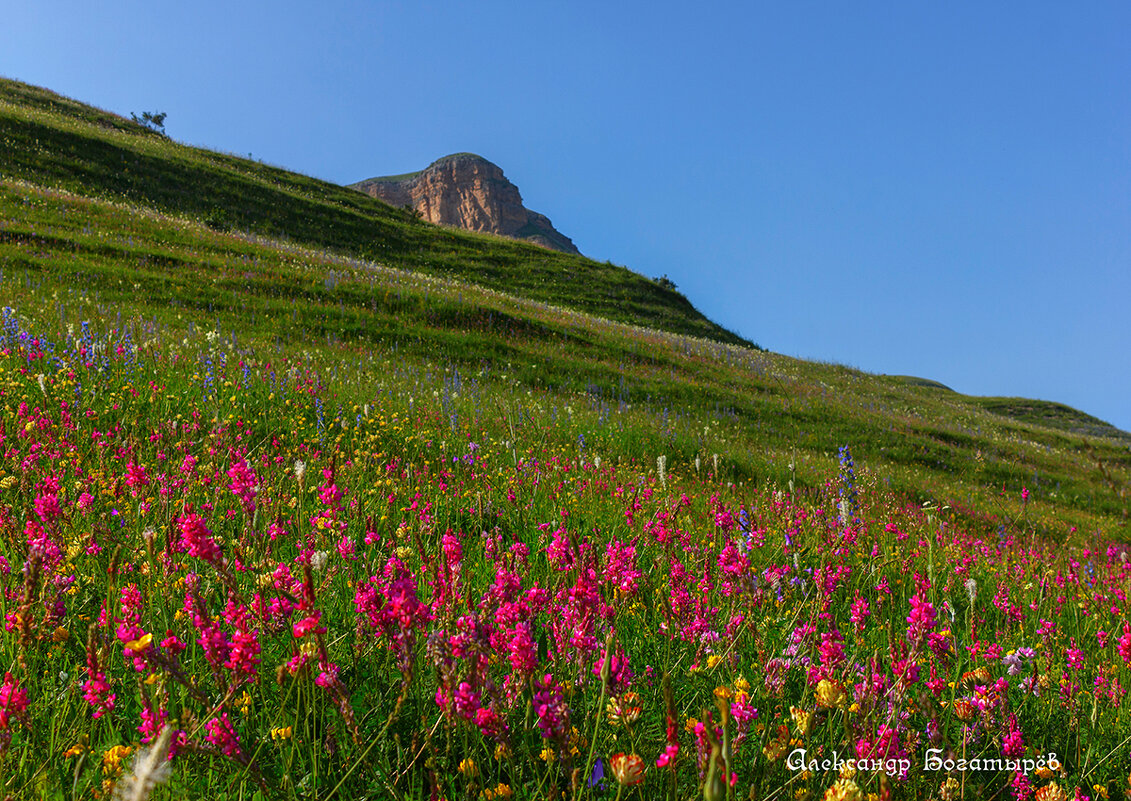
[351,154,579,254]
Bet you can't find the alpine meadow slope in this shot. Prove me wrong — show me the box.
[0,76,1130,800]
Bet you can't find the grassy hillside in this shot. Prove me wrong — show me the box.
[1,78,1131,801]
[0,177,1127,534]
[0,77,751,348]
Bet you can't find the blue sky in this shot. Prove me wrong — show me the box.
[4,1,1130,432]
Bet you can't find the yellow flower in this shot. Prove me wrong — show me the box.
[790,706,814,737]
[64,743,86,758]
[609,752,645,786]
[952,699,977,722]
[270,726,293,741]
[821,778,862,801]
[568,726,586,757]
[961,667,992,687]
[606,692,642,726]
[816,679,846,710]
[493,743,511,760]
[102,744,132,774]
[123,632,152,653]
[763,724,791,761]
[1033,783,1068,801]
[539,747,555,762]
[706,654,723,669]
[458,758,478,778]
[235,691,252,715]
[51,626,70,643]
[482,783,513,800]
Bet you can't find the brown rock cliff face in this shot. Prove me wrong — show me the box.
[351,153,580,254]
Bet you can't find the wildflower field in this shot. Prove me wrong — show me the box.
[0,280,1126,800]
[1,258,1130,801]
[0,79,1130,801]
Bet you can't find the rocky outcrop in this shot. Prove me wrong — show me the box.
[351,153,580,254]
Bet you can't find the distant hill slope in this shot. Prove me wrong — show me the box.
[974,397,1131,445]
[0,77,751,348]
[352,153,580,254]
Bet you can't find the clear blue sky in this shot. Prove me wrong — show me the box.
[4,1,1130,432]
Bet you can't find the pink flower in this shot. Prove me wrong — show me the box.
[818,630,846,671]
[1066,639,1085,671]
[225,628,261,683]
[177,509,222,564]
[533,674,569,741]
[1001,716,1025,758]
[508,623,539,676]
[226,458,258,514]
[454,681,479,720]
[33,490,61,524]
[161,631,186,655]
[475,706,506,740]
[593,647,634,695]
[336,534,356,560]
[656,743,679,768]
[1009,771,1033,801]
[138,704,168,744]
[205,712,241,757]
[905,592,937,650]
[441,530,462,565]
[83,643,115,719]
[292,611,325,638]
[198,623,231,671]
[0,673,28,729]
[850,592,870,634]
[125,461,149,493]
[1117,624,1131,664]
